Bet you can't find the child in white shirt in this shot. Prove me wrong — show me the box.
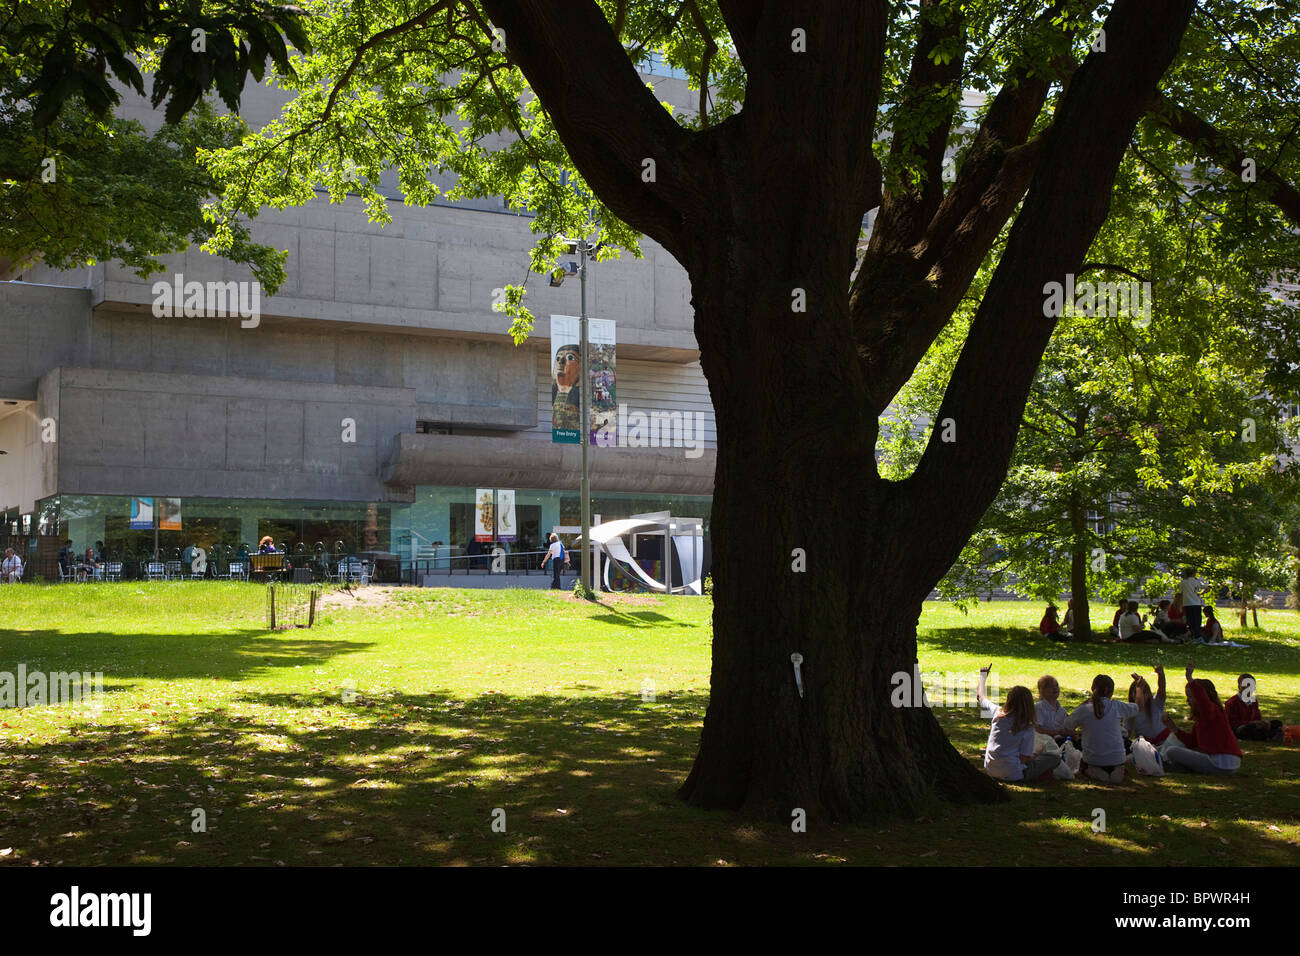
[1066,674,1140,782]
[1127,665,1170,744]
[978,667,1061,783]
[1034,674,1073,747]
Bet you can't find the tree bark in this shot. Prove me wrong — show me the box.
[679,235,1005,817]
[1070,497,1093,640]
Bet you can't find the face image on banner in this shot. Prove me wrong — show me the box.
[550,315,581,443]
[474,489,495,542]
[157,497,182,531]
[129,497,154,529]
[588,318,616,447]
[496,490,516,542]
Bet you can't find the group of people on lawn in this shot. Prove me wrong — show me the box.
[979,664,1289,784]
[1038,570,1227,644]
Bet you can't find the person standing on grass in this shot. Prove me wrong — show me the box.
[1161,664,1241,775]
[1180,569,1207,642]
[541,533,568,590]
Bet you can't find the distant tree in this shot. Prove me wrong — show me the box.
[0,0,308,280]
[881,151,1300,637]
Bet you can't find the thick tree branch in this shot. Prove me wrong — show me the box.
[1148,94,1300,229]
[889,0,1197,595]
[851,5,1076,414]
[479,0,701,260]
[868,0,967,256]
[716,0,761,72]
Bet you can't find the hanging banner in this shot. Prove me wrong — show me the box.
[158,497,182,530]
[129,497,154,529]
[550,315,581,443]
[496,489,517,542]
[588,318,616,446]
[474,489,495,542]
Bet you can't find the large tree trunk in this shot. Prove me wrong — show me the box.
[679,233,1004,818]
[1070,498,1093,639]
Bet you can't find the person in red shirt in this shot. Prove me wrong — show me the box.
[1161,664,1242,774]
[1225,673,1284,741]
[1039,604,1063,637]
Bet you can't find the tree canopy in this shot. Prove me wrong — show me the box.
[0,0,308,279]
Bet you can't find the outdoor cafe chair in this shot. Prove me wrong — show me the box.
[144,561,166,582]
[103,562,123,582]
[163,560,183,581]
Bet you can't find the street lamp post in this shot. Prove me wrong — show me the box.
[578,239,592,596]
[551,236,597,596]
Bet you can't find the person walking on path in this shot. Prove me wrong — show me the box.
[1180,569,1207,643]
[542,533,569,590]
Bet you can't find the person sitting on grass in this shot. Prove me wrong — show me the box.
[1200,606,1225,644]
[1119,601,1179,644]
[1034,675,1074,748]
[1062,599,1075,635]
[977,667,1062,783]
[1155,599,1189,640]
[1108,600,1128,639]
[1066,674,1140,783]
[1161,664,1241,775]
[1225,673,1285,742]
[1127,665,1171,745]
[1039,604,1064,638]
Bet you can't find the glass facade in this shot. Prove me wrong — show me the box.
[397,485,711,556]
[33,494,395,564]
[16,486,712,577]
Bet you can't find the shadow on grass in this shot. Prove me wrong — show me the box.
[0,629,373,682]
[587,610,697,628]
[1,685,1296,867]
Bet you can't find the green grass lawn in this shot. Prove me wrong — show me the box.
[0,584,1296,866]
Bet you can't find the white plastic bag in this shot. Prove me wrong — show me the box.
[1060,739,1082,776]
[1131,736,1164,775]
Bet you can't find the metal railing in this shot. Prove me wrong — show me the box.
[404,549,570,584]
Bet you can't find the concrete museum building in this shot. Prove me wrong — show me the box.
[0,58,716,583]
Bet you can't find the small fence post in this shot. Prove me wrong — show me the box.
[269,585,276,630]
[309,589,317,628]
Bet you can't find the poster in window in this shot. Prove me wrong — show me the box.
[157,497,182,530]
[496,490,516,542]
[129,497,154,529]
[474,489,495,542]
